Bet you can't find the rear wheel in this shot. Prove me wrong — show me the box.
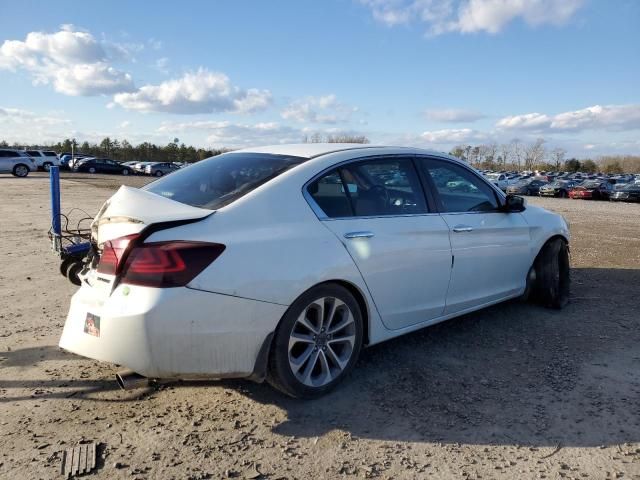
[267,283,363,398]
[155,170,163,177]
[43,162,53,172]
[122,168,129,176]
[532,238,570,309]
[12,164,29,177]
[88,167,96,174]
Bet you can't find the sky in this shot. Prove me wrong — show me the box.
[0,0,638,158]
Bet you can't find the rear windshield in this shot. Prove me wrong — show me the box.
[144,152,307,209]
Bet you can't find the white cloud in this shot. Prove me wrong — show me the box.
[0,106,72,143]
[496,112,551,130]
[0,25,134,96]
[154,57,170,74]
[425,108,485,123]
[281,94,358,124]
[157,120,366,148]
[0,106,71,127]
[420,128,487,143]
[497,104,640,132]
[551,104,640,131]
[112,68,272,114]
[359,0,584,35]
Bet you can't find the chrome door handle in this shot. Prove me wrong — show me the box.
[344,231,375,239]
[452,225,473,233]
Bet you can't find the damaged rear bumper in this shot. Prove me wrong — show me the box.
[59,283,287,379]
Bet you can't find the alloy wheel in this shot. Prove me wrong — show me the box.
[15,165,28,177]
[287,296,356,388]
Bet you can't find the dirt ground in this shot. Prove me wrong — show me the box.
[1,172,639,480]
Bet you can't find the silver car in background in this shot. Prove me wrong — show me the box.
[145,162,182,177]
[0,149,37,177]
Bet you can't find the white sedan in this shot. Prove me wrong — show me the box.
[59,144,570,398]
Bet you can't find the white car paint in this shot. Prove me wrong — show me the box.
[485,173,508,191]
[25,150,60,170]
[0,149,37,175]
[59,144,570,381]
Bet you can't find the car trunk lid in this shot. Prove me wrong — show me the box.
[91,185,213,246]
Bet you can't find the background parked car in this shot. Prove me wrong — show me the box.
[506,178,548,196]
[73,158,134,175]
[144,162,181,177]
[24,150,60,171]
[0,149,37,177]
[64,154,94,170]
[569,180,613,200]
[485,173,509,191]
[539,180,578,198]
[609,183,640,202]
[133,161,155,174]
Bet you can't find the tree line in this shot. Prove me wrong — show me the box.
[0,134,370,164]
[1,136,636,173]
[0,138,230,164]
[449,138,640,174]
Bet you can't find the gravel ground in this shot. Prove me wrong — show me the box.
[0,173,639,480]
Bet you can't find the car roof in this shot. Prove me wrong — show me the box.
[232,143,452,160]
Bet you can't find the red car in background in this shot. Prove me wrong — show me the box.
[569,180,613,200]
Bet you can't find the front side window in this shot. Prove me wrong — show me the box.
[420,159,500,213]
[145,152,307,210]
[307,157,428,218]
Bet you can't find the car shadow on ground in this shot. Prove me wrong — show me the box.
[231,267,640,448]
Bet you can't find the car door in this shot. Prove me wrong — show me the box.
[307,156,452,330]
[0,150,10,173]
[417,157,531,314]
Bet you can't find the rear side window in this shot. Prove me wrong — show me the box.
[308,171,353,218]
[145,152,307,209]
[43,151,58,157]
[26,150,40,156]
[308,157,428,218]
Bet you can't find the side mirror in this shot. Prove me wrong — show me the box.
[503,194,526,212]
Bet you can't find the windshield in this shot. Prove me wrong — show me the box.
[581,181,601,188]
[486,173,501,180]
[144,152,307,209]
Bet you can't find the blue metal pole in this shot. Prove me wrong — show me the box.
[50,166,61,252]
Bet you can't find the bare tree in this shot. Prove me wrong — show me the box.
[550,147,566,170]
[499,143,510,167]
[525,138,546,170]
[510,138,524,170]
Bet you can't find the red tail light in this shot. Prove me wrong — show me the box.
[120,241,225,287]
[97,234,140,275]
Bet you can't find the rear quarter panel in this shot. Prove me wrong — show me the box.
[146,152,392,343]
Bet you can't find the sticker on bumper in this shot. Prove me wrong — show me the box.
[84,313,100,337]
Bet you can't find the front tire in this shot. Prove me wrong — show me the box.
[12,164,29,177]
[154,170,163,177]
[532,238,570,309]
[122,168,129,176]
[88,167,96,174]
[267,283,363,398]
